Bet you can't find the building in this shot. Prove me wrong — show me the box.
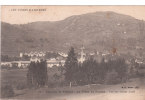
[11,61,30,68]
[46,58,65,67]
[78,45,86,63]
[20,51,46,58]
[1,57,65,68]
[1,62,12,67]
[30,57,42,62]
[58,52,68,57]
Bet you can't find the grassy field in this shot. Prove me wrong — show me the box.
[8,77,145,100]
[1,68,145,100]
[1,69,28,88]
[1,67,64,88]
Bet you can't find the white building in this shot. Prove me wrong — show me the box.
[11,61,30,68]
[20,51,46,58]
[58,52,68,57]
[1,59,65,68]
[20,53,23,57]
[1,62,12,67]
[46,58,65,67]
[78,46,86,63]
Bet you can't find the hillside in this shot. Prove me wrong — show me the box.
[1,11,145,56]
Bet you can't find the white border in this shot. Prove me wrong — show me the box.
[0,0,145,5]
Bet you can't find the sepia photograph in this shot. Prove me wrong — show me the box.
[1,6,145,100]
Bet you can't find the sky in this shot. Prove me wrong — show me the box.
[1,6,145,24]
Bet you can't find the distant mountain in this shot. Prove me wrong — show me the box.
[1,11,145,56]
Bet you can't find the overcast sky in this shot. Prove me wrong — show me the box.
[2,6,145,24]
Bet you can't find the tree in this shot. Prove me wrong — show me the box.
[64,47,78,87]
[27,60,48,88]
[115,58,128,83]
[81,57,97,84]
[22,55,30,61]
[1,55,10,62]
[27,62,35,87]
[58,62,65,76]
[105,69,119,84]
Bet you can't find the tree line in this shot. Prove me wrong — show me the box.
[26,47,129,88]
[64,47,128,86]
[27,60,48,88]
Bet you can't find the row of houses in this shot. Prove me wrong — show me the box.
[2,46,145,69]
[20,51,69,58]
[1,58,66,68]
[1,47,85,68]
[20,51,46,57]
[1,56,144,69]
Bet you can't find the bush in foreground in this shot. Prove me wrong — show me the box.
[105,70,120,84]
[16,83,27,90]
[1,85,15,98]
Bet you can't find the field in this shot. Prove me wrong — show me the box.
[1,67,64,88]
[1,68,145,100]
[1,69,27,88]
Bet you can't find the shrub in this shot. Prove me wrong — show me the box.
[47,82,55,88]
[16,83,27,90]
[105,70,121,84]
[1,85,15,98]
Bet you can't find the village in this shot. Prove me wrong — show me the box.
[1,45,145,69]
[1,5,145,100]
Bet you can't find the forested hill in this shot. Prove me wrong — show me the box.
[1,11,145,56]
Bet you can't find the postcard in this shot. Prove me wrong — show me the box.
[1,6,145,100]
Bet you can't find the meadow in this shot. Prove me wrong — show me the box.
[1,67,64,89]
[1,67,145,99]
